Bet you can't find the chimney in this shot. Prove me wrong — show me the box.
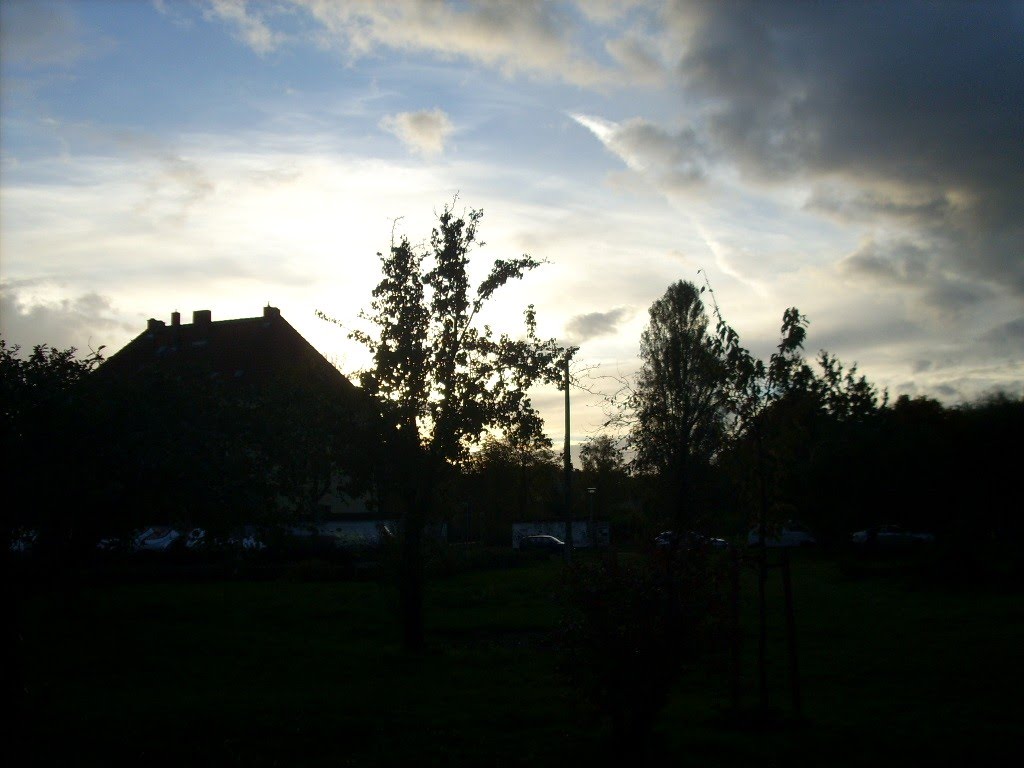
[171,311,180,327]
[263,305,280,320]
[193,310,212,325]
[147,318,165,332]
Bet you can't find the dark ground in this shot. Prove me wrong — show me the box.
[10,548,1023,766]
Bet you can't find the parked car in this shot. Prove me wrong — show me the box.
[518,534,565,553]
[94,526,184,555]
[184,527,232,553]
[850,524,935,547]
[747,521,816,548]
[133,526,183,552]
[654,530,729,550]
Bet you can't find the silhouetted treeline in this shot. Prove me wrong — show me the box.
[714,389,1024,547]
[3,335,1021,557]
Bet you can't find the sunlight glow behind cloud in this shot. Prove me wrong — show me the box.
[2,0,1022,444]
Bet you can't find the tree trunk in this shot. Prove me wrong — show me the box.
[399,452,436,652]
[399,494,427,652]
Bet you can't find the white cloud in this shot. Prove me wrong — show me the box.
[202,0,283,54]
[571,113,707,187]
[291,0,615,86]
[380,108,454,157]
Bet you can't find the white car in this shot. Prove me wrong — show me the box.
[747,522,816,548]
[133,526,182,552]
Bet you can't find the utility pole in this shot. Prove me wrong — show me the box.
[563,354,574,563]
[587,487,597,548]
[756,423,769,717]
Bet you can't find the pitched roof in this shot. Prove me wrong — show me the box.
[98,306,356,397]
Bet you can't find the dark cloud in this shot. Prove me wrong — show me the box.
[805,185,955,225]
[840,237,996,319]
[0,287,135,352]
[839,239,930,284]
[671,0,1024,292]
[980,316,1024,354]
[565,307,634,342]
[921,280,994,319]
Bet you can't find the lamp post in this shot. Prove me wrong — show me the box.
[563,354,573,563]
[587,487,597,548]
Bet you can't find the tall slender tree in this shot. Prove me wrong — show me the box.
[346,202,570,650]
[627,280,728,529]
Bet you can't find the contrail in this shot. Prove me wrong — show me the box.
[571,110,767,296]
[685,211,767,297]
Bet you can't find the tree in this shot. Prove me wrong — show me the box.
[346,202,570,650]
[579,434,626,478]
[460,432,560,544]
[579,434,630,536]
[625,280,729,529]
[1,338,104,552]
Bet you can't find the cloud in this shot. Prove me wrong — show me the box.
[572,113,708,188]
[202,0,283,54]
[839,239,931,285]
[0,286,133,353]
[565,307,634,343]
[125,145,215,225]
[980,317,1024,355]
[26,121,217,225]
[839,237,996,320]
[380,108,454,157]
[805,183,958,225]
[668,0,1024,294]
[292,0,613,86]
[604,33,665,84]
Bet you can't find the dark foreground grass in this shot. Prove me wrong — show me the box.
[11,551,1024,766]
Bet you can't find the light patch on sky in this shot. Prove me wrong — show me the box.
[380,108,454,156]
[2,0,1022,446]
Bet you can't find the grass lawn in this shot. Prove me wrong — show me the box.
[11,550,1024,766]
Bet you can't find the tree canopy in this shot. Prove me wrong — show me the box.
[345,201,570,648]
[350,205,569,465]
[625,280,729,527]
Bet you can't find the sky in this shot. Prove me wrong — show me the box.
[2,0,1022,447]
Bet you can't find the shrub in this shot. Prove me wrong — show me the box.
[559,550,729,757]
